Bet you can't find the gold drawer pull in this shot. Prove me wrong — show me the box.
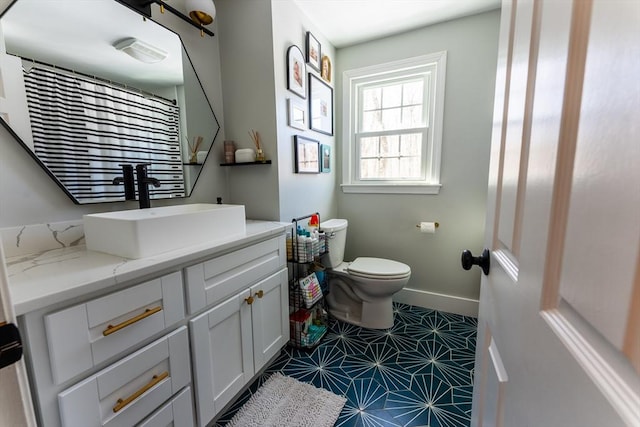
[103,306,162,336]
[245,295,254,305]
[113,371,169,413]
[256,290,264,298]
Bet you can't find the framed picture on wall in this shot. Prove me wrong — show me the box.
[320,144,331,173]
[321,55,332,82]
[286,45,306,98]
[287,98,306,130]
[309,74,333,135]
[306,31,321,71]
[294,135,320,173]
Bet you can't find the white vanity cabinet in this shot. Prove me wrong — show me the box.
[8,221,290,427]
[186,236,289,427]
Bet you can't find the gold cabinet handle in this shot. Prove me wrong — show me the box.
[245,295,254,305]
[113,371,169,413]
[103,306,162,336]
[256,290,264,299]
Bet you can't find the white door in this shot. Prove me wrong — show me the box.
[250,269,289,372]
[471,0,640,426]
[0,245,37,426]
[189,289,254,427]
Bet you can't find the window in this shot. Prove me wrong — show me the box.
[342,52,446,194]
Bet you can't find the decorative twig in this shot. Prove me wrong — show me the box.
[249,130,261,151]
[187,136,203,163]
[187,136,203,154]
[193,136,203,153]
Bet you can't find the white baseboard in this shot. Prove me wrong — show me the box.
[394,288,479,317]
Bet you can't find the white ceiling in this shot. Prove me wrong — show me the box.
[2,0,184,87]
[292,0,501,48]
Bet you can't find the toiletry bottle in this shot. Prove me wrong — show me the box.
[308,214,319,230]
[318,230,326,253]
[297,227,307,262]
[305,231,313,261]
[311,228,320,259]
[286,231,293,260]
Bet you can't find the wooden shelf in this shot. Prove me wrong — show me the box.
[220,160,272,167]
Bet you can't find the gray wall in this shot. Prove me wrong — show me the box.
[216,0,338,223]
[216,0,280,220]
[271,1,337,222]
[0,4,227,228]
[335,10,501,301]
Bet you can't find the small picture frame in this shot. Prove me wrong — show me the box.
[305,31,321,71]
[321,55,331,82]
[309,74,333,135]
[294,135,320,173]
[320,144,331,173]
[287,98,306,130]
[287,45,306,99]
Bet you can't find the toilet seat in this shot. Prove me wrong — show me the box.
[347,257,411,280]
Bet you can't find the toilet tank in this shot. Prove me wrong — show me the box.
[321,219,348,268]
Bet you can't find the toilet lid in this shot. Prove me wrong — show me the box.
[347,257,411,279]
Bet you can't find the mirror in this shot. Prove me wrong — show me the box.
[0,0,219,204]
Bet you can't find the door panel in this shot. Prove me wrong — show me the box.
[250,269,288,373]
[556,0,640,353]
[473,0,640,425]
[189,290,253,427]
[496,0,538,259]
[0,19,36,426]
[0,241,35,426]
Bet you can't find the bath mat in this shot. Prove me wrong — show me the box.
[226,373,346,427]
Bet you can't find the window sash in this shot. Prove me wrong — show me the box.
[355,127,429,181]
[356,75,430,134]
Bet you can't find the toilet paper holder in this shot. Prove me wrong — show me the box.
[415,222,439,229]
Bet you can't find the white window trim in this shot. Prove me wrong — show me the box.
[341,51,447,195]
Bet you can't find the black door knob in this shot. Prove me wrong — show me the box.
[461,249,490,275]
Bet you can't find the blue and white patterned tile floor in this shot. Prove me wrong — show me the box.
[215,302,478,427]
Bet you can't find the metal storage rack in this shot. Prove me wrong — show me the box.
[287,213,329,349]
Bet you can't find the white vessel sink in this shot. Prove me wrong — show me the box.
[84,204,246,259]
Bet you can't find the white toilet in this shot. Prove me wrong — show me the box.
[321,219,411,329]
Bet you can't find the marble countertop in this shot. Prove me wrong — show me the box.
[4,220,290,315]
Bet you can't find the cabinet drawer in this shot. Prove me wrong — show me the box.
[45,271,185,384]
[185,236,285,313]
[137,386,194,427]
[58,326,191,427]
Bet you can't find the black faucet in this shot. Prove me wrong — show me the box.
[112,164,136,201]
[135,163,161,209]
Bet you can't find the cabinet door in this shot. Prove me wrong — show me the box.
[251,268,289,373]
[189,290,253,427]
